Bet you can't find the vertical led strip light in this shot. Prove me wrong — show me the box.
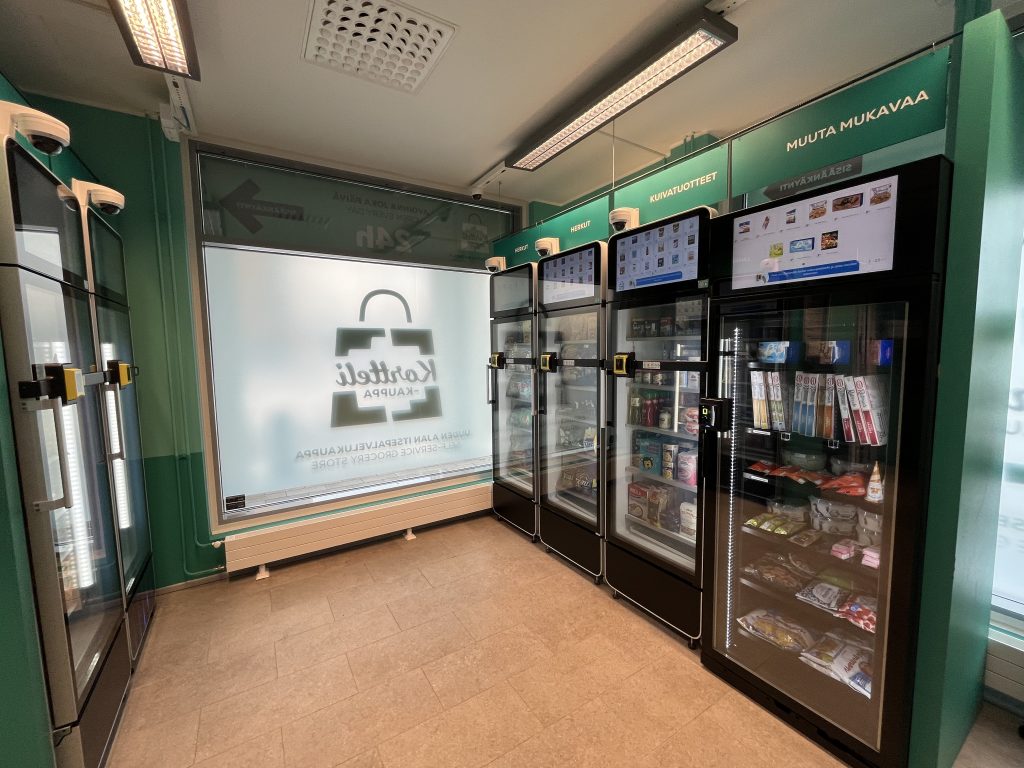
[109,0,200,79]
[508,13,736,171]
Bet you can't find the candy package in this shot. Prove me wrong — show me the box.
[737,609,818,652]
[795,580,851,612]
[831,538,860,560]
[835,594,878,634]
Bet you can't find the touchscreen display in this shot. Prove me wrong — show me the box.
[731,175,898,290]
[541,246,596,304]
[491,266,531,314]
[615,213,700,291]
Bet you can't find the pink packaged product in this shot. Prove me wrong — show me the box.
[830,538,860,561]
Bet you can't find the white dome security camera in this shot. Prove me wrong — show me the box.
[484,256,506,273]
[72,179,126,215]
[609,207,640,233]
[0,101,70,156]
[535,237,560,258]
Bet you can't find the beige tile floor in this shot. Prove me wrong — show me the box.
[108,514,1023,768]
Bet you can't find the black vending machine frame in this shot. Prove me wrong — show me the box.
[489,262,539,539]
[700,156,951,768]
[536,241,608,582]
[603,206,714,644]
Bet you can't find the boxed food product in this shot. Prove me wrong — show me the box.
[871,339,894,366]
[678,501,698,537]
[831,538,860,560]
[814,340,851,365]
[789,530,824,548]
[627,483,651,520]
[781,449,826,471]
[737,608,818,652]
[757,341,802,364]
[635,437,662,475]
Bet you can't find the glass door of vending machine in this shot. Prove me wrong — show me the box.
[607,298,705,577]
[491,316,535,499]
[539,307,602,530]
[489,263,538,539]
[536,241,606,580]
[709,297,909,754]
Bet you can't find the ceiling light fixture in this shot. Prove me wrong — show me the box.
[507,11,736,171]
[108,0,201,80]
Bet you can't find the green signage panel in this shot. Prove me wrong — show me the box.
[612,144,729,223]
[493,195,610,267]
[731,53,948,194]
[545,194,611,251]
[198,154,514,269]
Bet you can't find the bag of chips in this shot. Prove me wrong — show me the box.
[737,608,818,652]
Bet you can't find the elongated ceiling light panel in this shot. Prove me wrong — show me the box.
[508,12,736,171]
[109,0,201,79]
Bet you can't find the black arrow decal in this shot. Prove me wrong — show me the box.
[219,179,306,234]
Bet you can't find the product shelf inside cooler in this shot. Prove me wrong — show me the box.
[625,465,697,493]
[627,382,700,394]
[629,424,699,441]
[626,514,697,550]
[625,334,702,342]
[556,414,597,426]
[737,466,891,521]
[739,523,881,583]
[736,575,876,643]
[553,487,599,515]
[731,626,877,723]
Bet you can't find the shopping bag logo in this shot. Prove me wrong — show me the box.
[332,289,442,428]
[460,213,490,254]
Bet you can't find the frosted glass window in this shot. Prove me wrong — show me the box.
[995,248,1024,621]
[203,246,492,521]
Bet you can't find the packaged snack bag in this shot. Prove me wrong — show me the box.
[738,609,818,652]
[796,580,851,612]
[741,553,811,591]
[835,594,878,633]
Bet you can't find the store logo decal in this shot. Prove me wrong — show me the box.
[331,289,442,427]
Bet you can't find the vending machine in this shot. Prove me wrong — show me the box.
[0,132,130,766]
[701,157,951,768]
[536,241,607,581]
[77,197,156,664]
[604,207,713,645]
[488,263,538,539]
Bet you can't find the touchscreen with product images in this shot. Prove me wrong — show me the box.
[731,175,898,290]
[615,212,701,292]
[541,245,597,305]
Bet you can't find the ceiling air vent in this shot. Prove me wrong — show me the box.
[302,0,456,92]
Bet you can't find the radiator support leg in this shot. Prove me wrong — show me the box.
[404,528,416,541]
[255,564,270,580]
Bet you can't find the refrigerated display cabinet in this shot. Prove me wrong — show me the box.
[701,157,951,768]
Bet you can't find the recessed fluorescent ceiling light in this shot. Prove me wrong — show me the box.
[109,0,201,79]
[509,13,736,171]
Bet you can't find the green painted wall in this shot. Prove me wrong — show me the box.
[26,95,225,587]
[911,11,1024,768]
[0,73,61,768]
